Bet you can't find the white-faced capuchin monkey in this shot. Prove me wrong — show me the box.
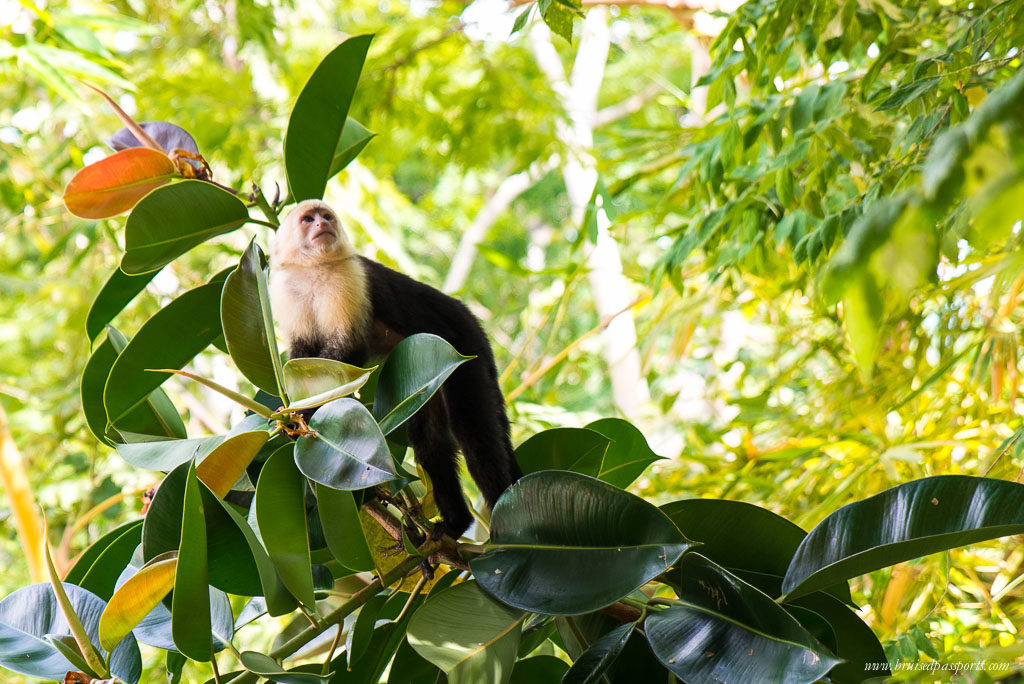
[269,199,523,540]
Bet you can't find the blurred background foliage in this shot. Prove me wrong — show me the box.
[2,0,1024,679]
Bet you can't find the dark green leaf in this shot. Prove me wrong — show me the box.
[285,35,373,201]
[316,484,374,572]
[585,418,663,489]
[86,266,160,343]
[510,655,569,683]
[239,651,331,683]
[561,621,635,684]
[327,117,376,179]
[255,444,316,608]
[782,475,1024,601]
[104,274,226,426]
[373,333,473,435]
[221,239,286,397]
[172,461,212,661]
[82,327,186,445]
[647,554,841,684]
[122,180,250,274]
[64,519,144,601]
[471,471,694,615]
[515,428,610,477]
[297,398,395,489]
[788,592,889,682]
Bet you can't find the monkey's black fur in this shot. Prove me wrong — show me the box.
[290,257,523,540]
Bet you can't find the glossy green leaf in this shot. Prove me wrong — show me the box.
[0,582,142,683]
[561,621,635,684]
[172,462,212,661]
[121,180,250,274]
[661,498,852,604]
[86,267,160,343]
[316,484,374,571]
[239,651,331,683]
[782,475,1024,601]
[64,519,144,601]
[515,428,610,476]
[284,357,375,410]
[372,333,473,435]
[195,430,269,497]
[116,434,222,471]
[285,35,372,201]
[99,552,177,652]
[103,274,227,425]
[255,444,316,608]
[408,581,524,681]
[350,594,389,666]
[82,327,186,445]
[63,147,176,219]
[584,418,663,488]
[788,592,889,682]
[647,554,841,684]
[297,397,395,489]
[327,117,376,178]
[222,239,286,398]
[210,495,298,617]
[142,462,263,596]
[471,471,694,615]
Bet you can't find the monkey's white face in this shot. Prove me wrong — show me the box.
[273,199,352,265]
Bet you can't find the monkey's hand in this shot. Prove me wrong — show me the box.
[277,412,314,438]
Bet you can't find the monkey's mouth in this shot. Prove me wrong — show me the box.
[310,227,336,244]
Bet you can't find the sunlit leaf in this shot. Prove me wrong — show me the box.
[63,148,176,219]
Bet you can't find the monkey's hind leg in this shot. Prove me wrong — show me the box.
[443,364,521,509]
[407,397,473,541]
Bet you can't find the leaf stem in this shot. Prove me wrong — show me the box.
[226,547,436,684]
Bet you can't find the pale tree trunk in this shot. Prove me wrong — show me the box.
[444,154,559,294]
[529,10,651,419]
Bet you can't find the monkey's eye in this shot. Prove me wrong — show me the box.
[321,213,334,222]
[301,215,314,223]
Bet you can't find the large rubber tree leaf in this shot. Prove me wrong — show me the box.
[63,147,176,219]
[561,620,636,684]
[470,471,694,615]
[284,35,372,201]
[86,266,161,343]
[296,397,395,490]
[82,327,186,445]
[646,554,841,684]
[239,651,331,683]
[407,581,524,683]
[782,475,1024,601]
[284,357,374,410]
[787,591,889,683]
[142,462,262,596]
[327,117,376,179]
[209,494,298,617]
[316,484,374,572]
[195,430,269,497]
[116,434,223,471]
[584,418,663,488]
[514,428,610,476]
[221,239,286,398]
[172,461,211,662]
[121,180,250,274]
[64,519,143,601]
[660,498,851,604]
[104,273,227,426]
[372,333,473,435]
[0,582,142,683]
[255,444,316,609]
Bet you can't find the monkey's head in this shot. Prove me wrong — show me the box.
[273,199,353,265]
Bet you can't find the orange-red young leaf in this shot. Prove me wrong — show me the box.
[63,148,177,219]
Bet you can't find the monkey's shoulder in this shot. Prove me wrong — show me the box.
[357,257,489,353]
